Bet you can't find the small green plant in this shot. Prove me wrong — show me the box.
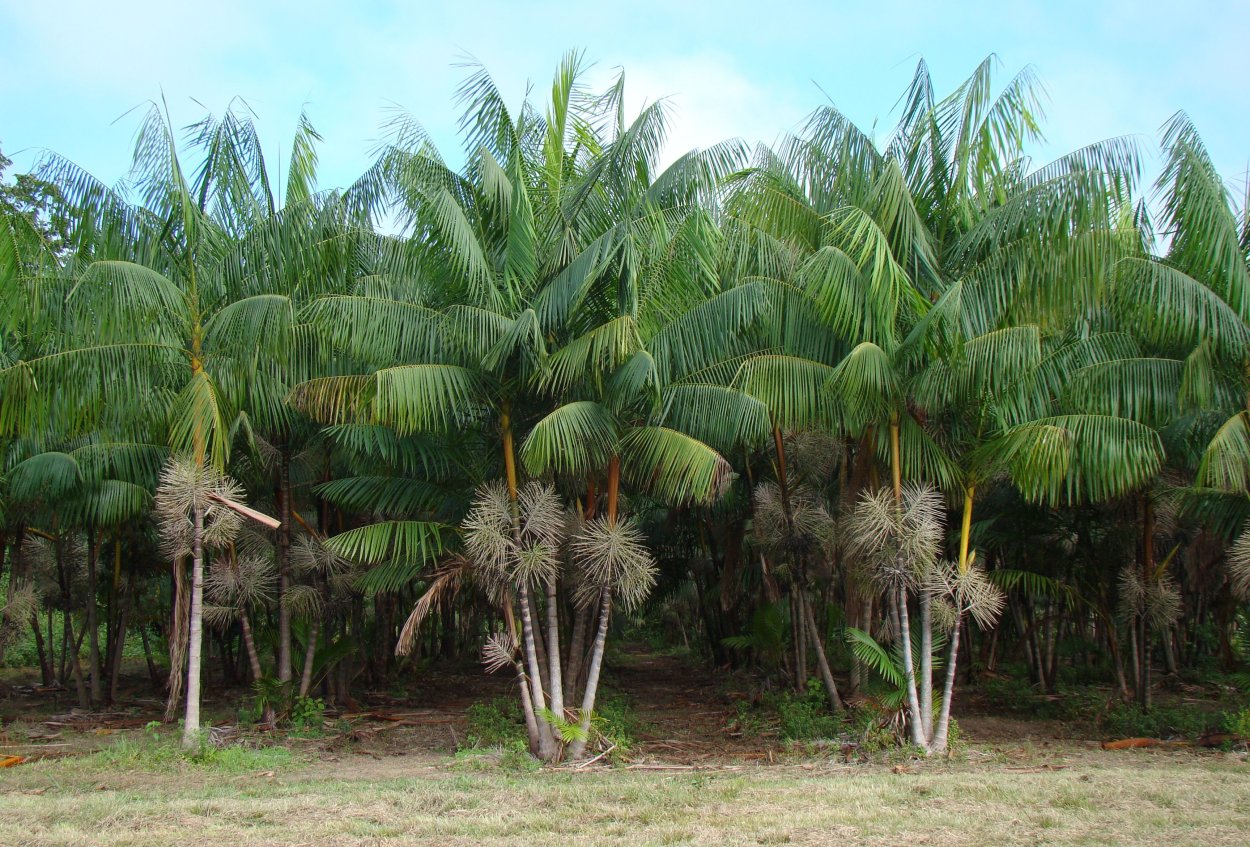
[774,679,842,742]
[144,720,162,739]
[1223,707,1250,744]
[464,697,527,749]
[289,696,326,736]
[587,693,642,761]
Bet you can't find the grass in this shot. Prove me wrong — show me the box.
[2,740,1248,845]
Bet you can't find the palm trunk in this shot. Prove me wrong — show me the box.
[108,589,129,705]
[802,591,842,710]
[918,590,933,739]
[86,528,103,707]
[545,579,563,719]
[1138,494,1154,710]
[32,612,52,687]
[896,586,925,748]
[276,447,293,684]
[182,504,204,749]
[513,658,543,754]
[931,613,962,753]
[518,581,555,758]
[564,601,589,705]
[65,613,89,708]
[569,585,612,760]
[790,589,807,691]
[298,617,320,699]
[501,408,556,759]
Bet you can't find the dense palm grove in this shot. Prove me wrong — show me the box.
[2,54,1248,761]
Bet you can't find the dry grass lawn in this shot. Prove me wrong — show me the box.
[2,740,1248,846]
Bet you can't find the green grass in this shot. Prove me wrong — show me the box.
[2,741,1248,846]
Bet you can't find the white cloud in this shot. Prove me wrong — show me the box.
[584,53,810,168]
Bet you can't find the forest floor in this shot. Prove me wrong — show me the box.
[2,647,1248,845]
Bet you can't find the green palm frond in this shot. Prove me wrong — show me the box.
[326,521,451,595]
[736,354,836,429]
[521,400,618,477]
[980,414,1163,505]
[619,426,733,505]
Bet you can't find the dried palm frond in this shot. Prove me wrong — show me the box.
[281,584,323,619]
[0,581,38,646]
[844,484,944,590]
[395,555,472,657]
[154,457,247,556]
[202,603,240,629]
[515,542,560,584]
[1228,531,1250,599]
[1118,565,1183,631]
[482,630,518,674]
[204,553,276,609]
[785,430,842,486]
[234,526,276,560]
[752,482,836,559]
[291,534,352,577]
[463,480,515,578]
[930,595,961,632]
[462,479,567,585]
[925,560,1006,629]
[518,482,564,548]
[571,516,657,612]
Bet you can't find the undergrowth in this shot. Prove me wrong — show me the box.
[461,692,643,764]
[86,733,298,773]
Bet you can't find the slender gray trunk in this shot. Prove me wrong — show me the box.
[182,504,204,749]
[931,615,962,753]
[918,590,933,739]
[517,581,555,759]
[568,586,611,761]
[514,659,542,754]
[32,612,52,687]
[896,586,925,748]
[545,579,563,719]
[240,612,275,726]
[793,590,808,691]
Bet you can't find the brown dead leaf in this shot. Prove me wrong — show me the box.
[0,755,27,768]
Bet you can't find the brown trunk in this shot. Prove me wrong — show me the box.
[802,591,842,711]
[64,614,89,708]
[298,617,320,699]
[86,528,103,706]
[276,446,293,684]
[563,601,589,705]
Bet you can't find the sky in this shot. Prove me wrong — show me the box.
[2,0,1247,203]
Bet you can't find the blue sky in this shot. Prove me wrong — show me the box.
[2,0,1247,201]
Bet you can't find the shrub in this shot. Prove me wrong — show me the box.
[774,680,842,741]
[289,696,326,736]
[1100,703,1220,740]
[1223,707,1250,743]
[464,696,526,748]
